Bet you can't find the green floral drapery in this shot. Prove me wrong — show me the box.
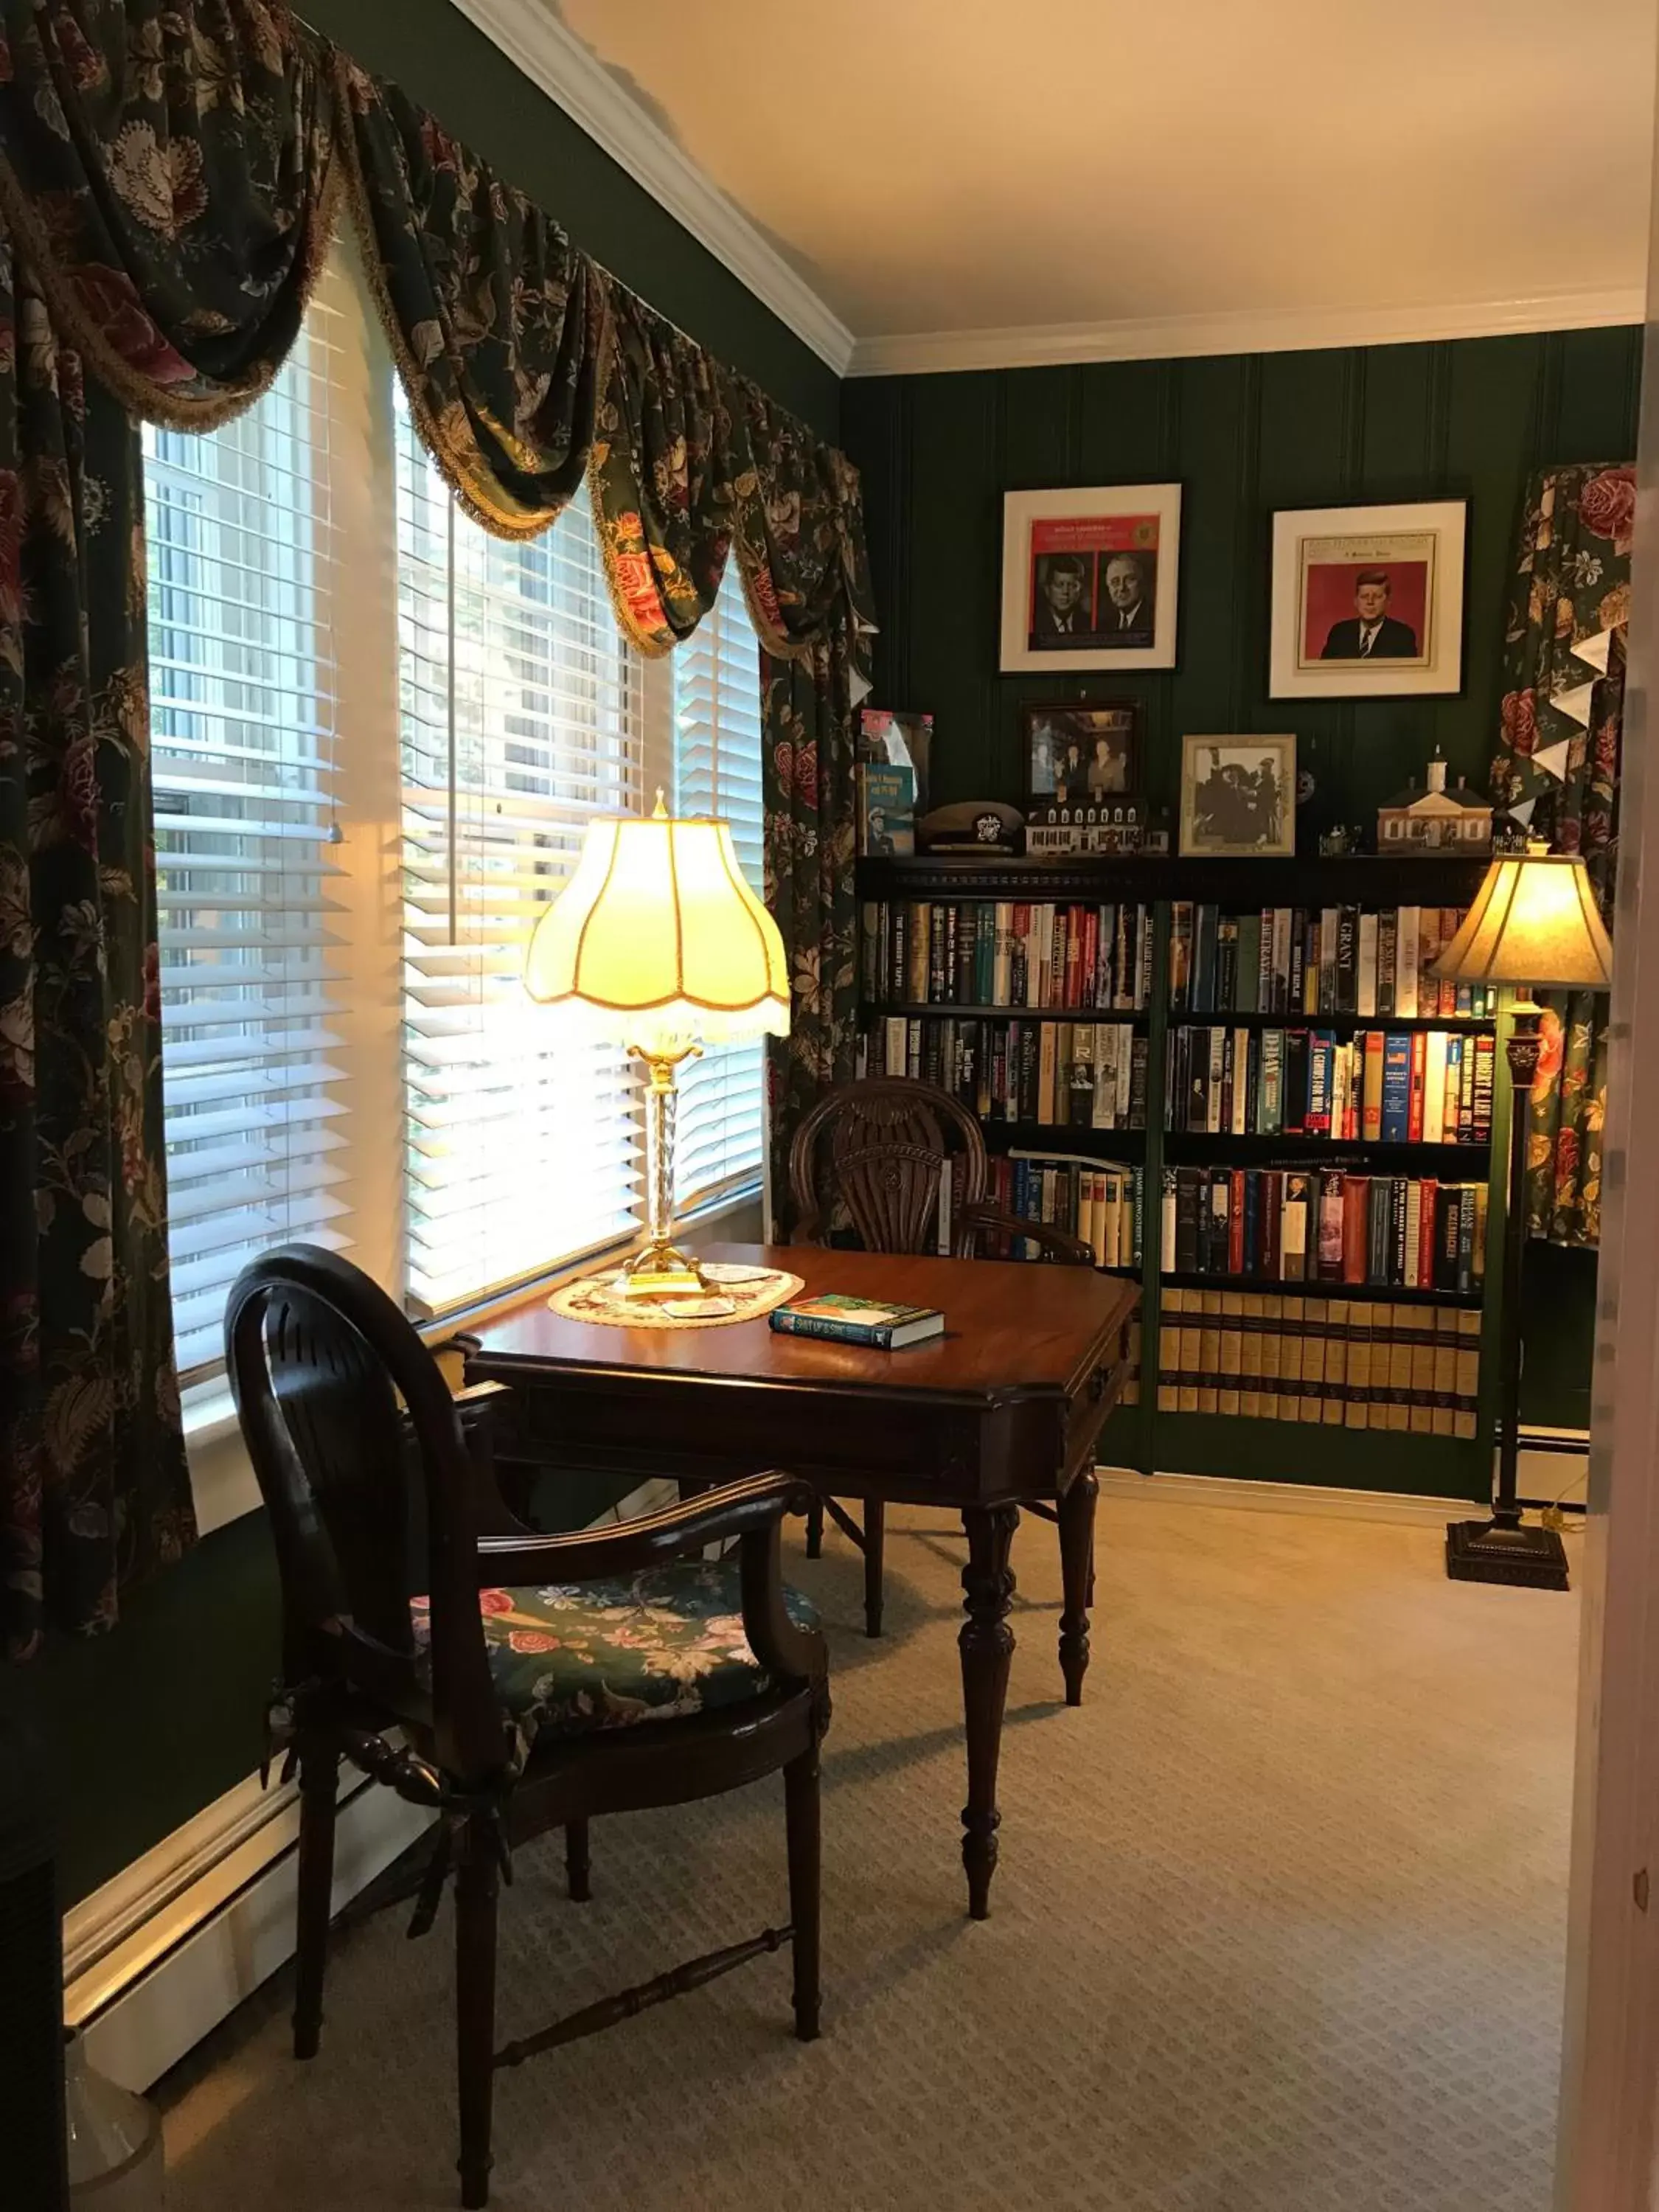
[1491,462,1632,1246]
[762,637,863,1225]
[0,4,871,1653]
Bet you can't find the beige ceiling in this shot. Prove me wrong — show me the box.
[554,0,1655,352]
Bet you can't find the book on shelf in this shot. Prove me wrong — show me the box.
[1157,1287,1480,1436]
[855,765,915,858]
[1164,1026,1493,1144]
[862,1012,1147,1130]
[771,1293,944,1349]
[861,898,1153,1012]
[1167,902,1495,1020]
[985,1150,1144,1270]
[1158,1165,1486,1293]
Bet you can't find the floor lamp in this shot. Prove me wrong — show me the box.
[1434,849,1613,1590]
[524,794,790,1298]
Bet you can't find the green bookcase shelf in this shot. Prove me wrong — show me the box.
[857,854,1506,1500]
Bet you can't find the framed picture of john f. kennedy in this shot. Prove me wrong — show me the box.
[1268,498,1467,699]
[1000,484,1182,673]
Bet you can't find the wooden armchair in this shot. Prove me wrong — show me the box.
[226,1247,829,2209]
[787,1077,1099,1685]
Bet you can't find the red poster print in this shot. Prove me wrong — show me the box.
[1028,514,1160,650]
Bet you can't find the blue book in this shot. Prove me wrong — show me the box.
[858,764,915,856]
[1380,1032,1413,1143]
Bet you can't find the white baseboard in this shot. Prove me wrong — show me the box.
[1095,1466,1485,1528]
[64,1475,674,2093]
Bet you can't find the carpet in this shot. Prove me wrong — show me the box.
[159,1489,1580,2211]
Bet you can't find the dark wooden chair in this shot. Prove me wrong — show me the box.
[787,1077,1098,1681]
[226,1245,829,2209]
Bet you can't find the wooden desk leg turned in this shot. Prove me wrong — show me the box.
[959,1503,1019,1919]
[1057,1469,1099,1707]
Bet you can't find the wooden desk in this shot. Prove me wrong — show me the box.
[465,1242,1139,1917]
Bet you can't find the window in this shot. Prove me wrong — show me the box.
[147,299,347,1376]
[395,389,647,1316]
[150,260,771,1370]
[670,567,768,1212]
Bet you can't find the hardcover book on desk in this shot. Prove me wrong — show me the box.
[771,1293,945,1349]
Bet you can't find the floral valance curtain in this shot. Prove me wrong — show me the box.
[0,0,871,1656]
[1490,463,1632,1247]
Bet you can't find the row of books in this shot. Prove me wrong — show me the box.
[865,1015,1150,1130]
[1160,1166,1488,1293]
[861,900,1155,1012]
[1169,903,1498,1018]
[982,1151,1145,1271]
[1157,1290,1481,1436]
[1165,1026,1495,1144]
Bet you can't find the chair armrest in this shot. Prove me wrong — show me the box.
[961,1203,1095,1267]
[475,1470,810,1589]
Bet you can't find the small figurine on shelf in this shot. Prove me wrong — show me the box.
[1141,802,1173,857]
[1377,747,1493,854]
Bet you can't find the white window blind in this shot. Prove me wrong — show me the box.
[147,299,347,1377]
[671,566,768,1211]
[397,390,646,1315]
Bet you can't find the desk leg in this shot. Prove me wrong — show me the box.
[1057,1469,1098,1707]
[959,1503,1019,1920]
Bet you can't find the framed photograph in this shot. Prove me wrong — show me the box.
[1021,699,1139,807]
[1000,484,1181,672]
[1180,734,1297,858]
[1269,499,1467,698]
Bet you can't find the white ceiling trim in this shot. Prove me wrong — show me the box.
[445,0,856,375]
[847,287,1648,379]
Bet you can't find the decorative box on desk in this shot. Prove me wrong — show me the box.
[854,849,1503,1501]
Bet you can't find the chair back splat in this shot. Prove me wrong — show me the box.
[225,1244,507,1784]
[788,1077,989,1253]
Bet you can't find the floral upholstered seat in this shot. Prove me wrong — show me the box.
[411,1559,818,1752]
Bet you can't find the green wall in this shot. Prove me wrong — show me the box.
[841,328,1638,1461]
[841,327,1641,824]
[302,0,839,437]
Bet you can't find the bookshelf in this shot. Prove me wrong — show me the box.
[855,850,1504,1500]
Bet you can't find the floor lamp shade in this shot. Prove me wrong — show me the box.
[1432,852,1613,990]
[524,799,790,1297]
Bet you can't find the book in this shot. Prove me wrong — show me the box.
[771,1293,944,1349]
[857,764,915,857]
[1380,1032,1413,1143]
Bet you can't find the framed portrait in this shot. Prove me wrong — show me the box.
[1021,700,1139,808]
[1269,499,1467,698]
[1000,484,1181,672]
[1180,734,1297,858]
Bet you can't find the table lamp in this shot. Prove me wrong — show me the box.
[524,795,789,1298]
[1433,848,1613,1589]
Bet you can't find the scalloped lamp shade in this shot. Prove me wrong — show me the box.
[524,807,790,1052]
[1432,852,1613,990]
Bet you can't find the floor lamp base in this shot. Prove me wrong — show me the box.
[1444,1517,1570,1591]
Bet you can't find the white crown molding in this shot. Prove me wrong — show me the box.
[444,0,855,376]
[847,287,1648,379]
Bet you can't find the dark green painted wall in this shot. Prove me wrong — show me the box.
[841,328,1641,826]
[302,0,839,438]
[841,328,1638,1453]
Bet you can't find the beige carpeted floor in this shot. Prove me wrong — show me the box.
[159,1491,1581,2212]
